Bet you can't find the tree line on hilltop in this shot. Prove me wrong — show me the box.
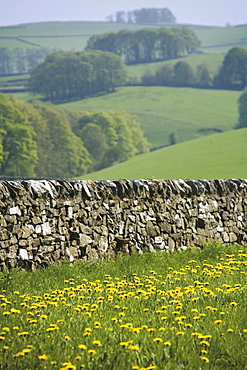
[0,47,53,75]
[86,27,201,64]
[140,46,247,90]
[0,93,149,178]
[107,8,176,24]
[28,50,127,102]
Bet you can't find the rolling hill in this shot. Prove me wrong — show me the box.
[60,86,240,149]
[79,128,247,180]
[0,21,246,53]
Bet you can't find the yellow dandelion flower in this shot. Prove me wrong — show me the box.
[176,331,185,336]
[128,345,140,351]
[243,329,247,333]
[38,354,48,360]
[92,340,102,346]
[13,352,25,357]
[88,349,97,355]
[153,337,163,343]
[22,348,32,353]
[64,335,71,341]
[18,331,29,336]
[200,340,210,346]
[164,341,171,346]
[214,320,222,324]
[78,344,87,350]
[227,328,234,333]
[230,302,237,307]
[200,356,210,363]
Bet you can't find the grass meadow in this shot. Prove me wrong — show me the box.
[61,86,240,149]
[0,243,247,370]
[80,128,247,181]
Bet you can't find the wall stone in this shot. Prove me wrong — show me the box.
[0,179,246,270]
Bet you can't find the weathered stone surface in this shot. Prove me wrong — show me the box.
[0,179,246,270]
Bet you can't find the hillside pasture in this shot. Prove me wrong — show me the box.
[61,86,240,149]
[79,128,247,180]
[0,21,247,53]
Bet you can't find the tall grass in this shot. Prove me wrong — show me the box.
[1,243,247,370]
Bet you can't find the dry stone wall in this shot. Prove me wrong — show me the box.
[0,179,247,270]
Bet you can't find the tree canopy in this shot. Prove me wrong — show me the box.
[27,50,127,102]
[235,88,247,129]
[0,47,53,75]
[108,8,176,24]
[215,46,247,89]
[86,28,201,64]
[0,93,149,177]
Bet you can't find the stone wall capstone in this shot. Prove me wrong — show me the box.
[0,179,246,270]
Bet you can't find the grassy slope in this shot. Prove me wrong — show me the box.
[0,21,246,52]
[60,86,240,148]
[79,128,247,180]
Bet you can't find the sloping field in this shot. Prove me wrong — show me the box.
[0,21,246,52]
[61,86,240,149]
[79,128,247,180]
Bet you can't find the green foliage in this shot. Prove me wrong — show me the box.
[28,51,127,102]
[173,61,195,86]
[0,93,37,176]
[32,102,91,178]
[79,128,247,181]
[235,87,247,129]
[86,27,201,64]
[70,109,149,171]
[110,7,176,23]
[215,46,247,89]
[0,93,148,177]
[0,47,53,75]
[1,244,247,369]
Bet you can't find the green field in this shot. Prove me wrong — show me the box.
[1,21,247,53]
[1,243,247,369]
[61,86,240,149]
[78,128,247,180]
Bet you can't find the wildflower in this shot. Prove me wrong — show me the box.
[200,356,210,363]
[230,302,237,307]
[176,331,185,336]
[92,340,102,346]
[13,352,25,357]
[64,335,71,341]
[78,344,87,350]
[200,340,210,347]
[164,341,171,346]
[2,327,10,332]
[88,349,97,355]
[153,337,163,343]
[243,329,247,333]
[128,345,140,351]
[22,348,32,353]
[38,354,49,360]
[18,331,30,336]
[227,328,234,333]
[214,320,222,324]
